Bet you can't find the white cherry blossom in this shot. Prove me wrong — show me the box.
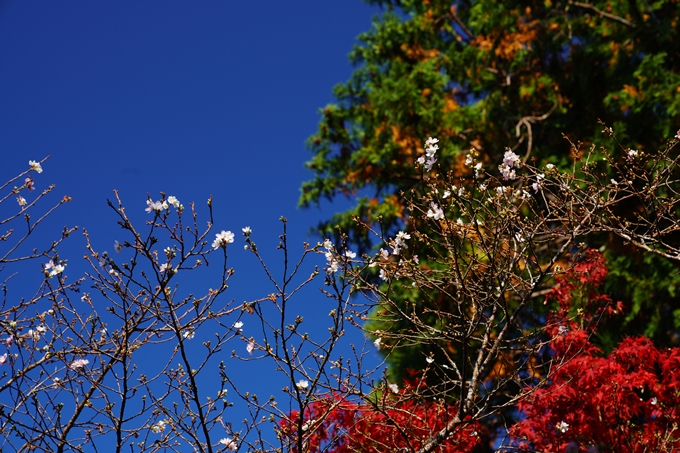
[29,160,43,173]
[167,196,180,208]
[70,358,89,370]
[45,261,65,278]
[426,203,445,221]
[212,230,235,249]
[219,437,238,451]
[145,199,165,213]
[151,419,168,433]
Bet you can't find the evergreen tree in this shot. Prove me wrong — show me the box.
[300,0,680,372]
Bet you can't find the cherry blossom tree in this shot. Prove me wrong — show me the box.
[283,128,680,452]
[2,126,680,452]
[0,159,376,452]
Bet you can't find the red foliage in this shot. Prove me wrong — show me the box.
[511,250,680,451]
[281,250,680,452]
[511,333,680,452]
[546,249,624,322]
[280,379,481,452]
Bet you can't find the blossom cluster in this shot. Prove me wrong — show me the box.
[531,173,545,193]
[498,149,521,180]
[391,231,410,256]
[70,358,89,370]
[145,195,182,214]
[16,162,43,208]
[212,230,235,249]
[159,263,177,274]
[464,151,484,177]
[417,137,439,171]
[322,239,339,273]
[29,160,43,173]
[44,260,65,278]
[219,437,237,451]
[371,231,414,282]
[426,202,444,221]
[151,419,168,434]
[321,239,357,273]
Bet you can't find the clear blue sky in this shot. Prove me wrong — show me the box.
[1,1,384,448]
[1,1,378,231]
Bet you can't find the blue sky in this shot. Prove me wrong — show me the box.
[1,1,377,228]
[0,1,384,448]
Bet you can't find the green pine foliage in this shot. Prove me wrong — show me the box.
[301,0,680,384]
